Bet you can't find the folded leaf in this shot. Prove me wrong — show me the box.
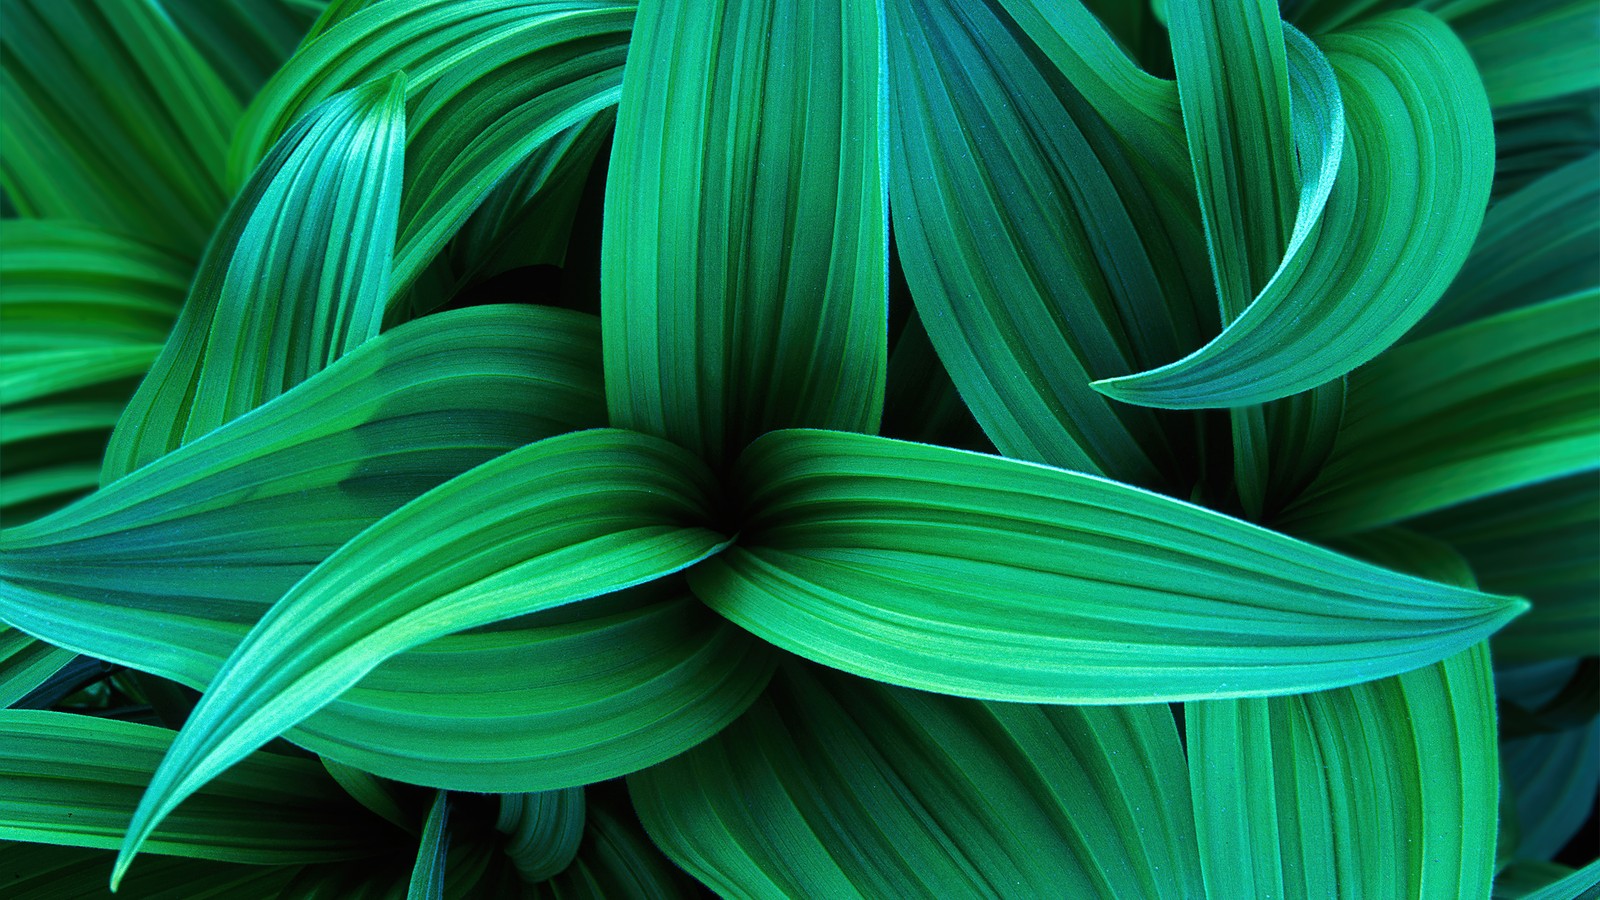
[0,0,241,254]
[497,789,584,884]
[528,797,703,899]
[690,429,1526,703]
[112,428,729,886]
[631,660,1203,898]
[1187,642,1499,899]
[1283,292,1600,535]
[0,628,73,708]
[104,74,409,479]
[603,0,886,469]
[887,0,1202,487]
[0,710,393,864]
[1095,11,1494,407]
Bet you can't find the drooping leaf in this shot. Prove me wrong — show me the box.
[1094,10,1494,408]
[1188,642,1499,899]
[496,789,584,884]
[603,0,886,470]
[103,74,409,480]
[632,660,1203,898]
[689,429,1526,703]
[887,0,1204,487]
[0,710,395,864]
[1283,292,1600,535]
[112,428,729,885]
[1503,718,1600,860]
[0,0,241,254]
[407,792,449,900]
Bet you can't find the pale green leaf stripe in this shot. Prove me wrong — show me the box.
[1420,151,1600,338]
[407,792,449,900]
[690,430,1526,703]
[529,799,705,899]
[1188,642,1498,899]
[603,0,886,469]
[0,710,393,865]
[111,429,730,886]
[886,0,1198,488]
[4,309,766,791]
[0,219,186,407]
[1096,11,1495,408]
[229,0,633,299]
[497,789,584,883]
[631,660,1203,899]
[1282,292,1600,535]
[103,74,408,481]
[0,0,240,254]
[1167,0,1300,321]
[0,627,73,708]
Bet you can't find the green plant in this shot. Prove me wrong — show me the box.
[0,0,1596,896]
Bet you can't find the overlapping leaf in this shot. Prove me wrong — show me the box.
[496,789,584,883]
[407,792,450,900]
[633,660,1202,898]
[0,628,72,709]
[603,0,886,469]
[689,429,1525,703]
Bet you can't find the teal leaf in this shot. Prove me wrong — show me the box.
[110,428,728,886]
[496,789,584,884]
[632,660,1203,898]
[406,792,449,900]
[1504,718,1600,860]
[603,0,887,469]
[0,628,73,709]
[689,429,1526,703]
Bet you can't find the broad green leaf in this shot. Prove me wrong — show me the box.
[112,429,729,886]
[603,0,886,469]
[1503,719,1600,860]
[690,429,1525,703]
[1095,11,1494,407]
[527,797,703,899]
[0,628,73,708]
[1420,152,1600,338]
[407,792,449,900]
[1188,642,1499,899]
[631,660,1203,898]
[0,220,186,408]
[103,75,409,480]
[0,0,241,254]
[230,0,633,299]
[1413,475,1600,663]
[1445,0,1600,107]
[887,0,1202,487]
[1282,293,1600,535]
[0,710,394,864]
[497,789,583,883]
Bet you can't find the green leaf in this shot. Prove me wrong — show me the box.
[603,0,886,469]
[406,792,449,900]
[0,0,242,254]
[887,0,1204,487]
[103,74,409,480]
[1282,293,1600,535]
[0,710,394,864]
[528,795,703,899]
[1420,151,1600,338]
[689,429,1525,703]
[160,0,322,103]
[1187,642,1499,899]
[1447,0,1600,108]
[230,0,633,300]
[0,628,73,708]
[1412,475,1600,663]
[111,428,729,886]
[1503,719,1600,860]
[0,220,186,408]
[0,842,310,900]
[496,789,584,883]
[631,660,1203,898]
[1094,10,1495,408]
